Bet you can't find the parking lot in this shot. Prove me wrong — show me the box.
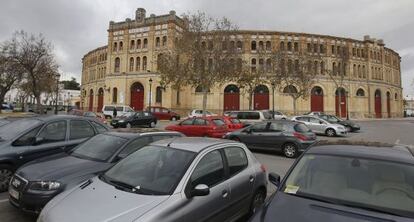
[0,118,413,221]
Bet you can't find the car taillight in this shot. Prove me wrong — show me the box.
[293,132,309,141]
[260,164,267,173]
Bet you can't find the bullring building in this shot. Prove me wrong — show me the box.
[80,8,403,118]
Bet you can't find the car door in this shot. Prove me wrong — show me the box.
[178,150,231,222]
[193,118,209,137]
[21,120,68,164]
[66,120,96,151]
[308,117,325,133]
[222,147,253,218]
[260,122,286,149]
[238,123,268,149]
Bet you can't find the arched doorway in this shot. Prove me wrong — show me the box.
[311,86,324,112]
[254,85,269,110]
[335,88,347,118]
[130,82,144,111]
[386,91,391,118]
[97,88,104,112]
[223,84,240,111]
[375,89,382,118]
[89,89,94,111]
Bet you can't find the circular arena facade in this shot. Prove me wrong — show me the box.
[80,8,403,118]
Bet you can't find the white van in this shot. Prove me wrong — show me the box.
[102,105,134,118]
[227,110,272,126]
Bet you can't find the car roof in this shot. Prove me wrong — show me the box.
[104,130,183,139]
[32,115,97,122]
[151,137,235,153]
[307,145,414,164]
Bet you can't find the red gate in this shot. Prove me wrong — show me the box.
[311,87,324,112]
[254,85,269,110]
[223,85,240,111]
[130,82,144,111]
[375,90,382,118]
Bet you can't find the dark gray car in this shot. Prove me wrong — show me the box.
[224,120,316,158]
[9,131,183,213]
[38,137,268,222]
[0,115,109,192]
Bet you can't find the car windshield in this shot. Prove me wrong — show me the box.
[283,154,414,218]
[71,134,127,162]
[263,111,272,119]
[120,112,134,118]
[0,119,41,140]
[103,145,196,195]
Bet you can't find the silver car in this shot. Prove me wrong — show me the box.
[292,115,347,137]
[38,137,267,222]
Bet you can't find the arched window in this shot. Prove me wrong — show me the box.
[130,40,135,50]
[155,37,160,47]
[143,38,148,48]
[352,48,356,56]
[280,41,285,51]
[136,57,141,71]
[313,61,318,74]
[320,61,325,74]
[356,88,365,97]
[113,42,117,52]
[142,56,147,71]
[236,41,243,50]
[283,85,298,94]
[229,41,235,50]
[119,41,123,51]
[251,58,257,72]
[137,39,142,49]
[265,41,271,51]
[112,87,118,103]
[307,43,311,52]
[311,86,323,96]
[294,42,299,52]
[201,41,206,50]
[258,59,264,71]
[331,45,335,54]
[362,65,366,78]
[332,62,337,75]
[395,93,398,100]
[162,36,167,46]
[287,59,293,74]
[156,86,163,103]
[222,41,227,51]
[353,64,357,77]
[320,44,324,53]
[266,59,271,72]
[195,85,210,93]
[251,41,257,50]
[313,43,318,53]
[236,58,242,71]
[287,42,292,51]
[114,57,120,73]
[258,41,264,51]
[129,57,134,72]
[358,65,361,78]
[357,49,361,57]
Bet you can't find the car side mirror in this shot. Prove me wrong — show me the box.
[269,172,281,187]
[190,184,210,197]
[32,137,45,145]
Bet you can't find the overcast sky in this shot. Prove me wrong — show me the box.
[1,0,413,96]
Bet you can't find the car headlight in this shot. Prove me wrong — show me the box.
[118,119,125,123]
[30,181,61,191]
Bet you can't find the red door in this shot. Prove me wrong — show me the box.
[224,93,240,111]
[88,93,94,112]
[311,95,324,112]
[130,83,144,111]
[335,95,347,118]
[375,98,382,118]
[97,89,104,113]
[254,93,269,110]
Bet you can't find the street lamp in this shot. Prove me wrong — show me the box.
[54,73,61,115]
[346,90,350,120]
[271,82,275,119]
[148,78,153,110]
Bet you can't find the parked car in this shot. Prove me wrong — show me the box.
[9,131,183,214]
[250,144,414,222]
[165,117,228,138]
[0,115,109,192]
[318,114,360,132]
[227,110,272,126]
[69,109,107,124]
[268,110,288,120]
[222,116,244,131]
[303,111,325,116]
[224,120,316,158]
[147,106,180,121]
[292,115,347,137]
[188,109,216,118]
[102,105,134,119]
[38,137,268,222]
[111,111,157,128]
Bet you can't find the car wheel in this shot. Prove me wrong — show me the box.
[326,128,336,137]
[249,189,266,216]
[283,143,298,158]
[0,165,14,192]
[126,123,132,128]
[149,121,156,128]
[171,117,177,121]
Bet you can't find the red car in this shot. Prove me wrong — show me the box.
[222,116,244,131]
[165,116,228,138]
[147,106,181,121]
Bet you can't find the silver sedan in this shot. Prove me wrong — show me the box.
[38,137,268,222]
[292,115,347,137]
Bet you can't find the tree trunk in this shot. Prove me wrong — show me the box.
[202,87,208,117]
[292,97,297,115]
[36,95,43,114]
[0,97,4,114]
[248,92,253,110]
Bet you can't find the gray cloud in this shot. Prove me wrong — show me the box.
[1,0,413,95]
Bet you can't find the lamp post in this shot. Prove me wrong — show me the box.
[271,82,275,119]
[54,73,61,115]
[346,90,350,120]
[148,78,153,111]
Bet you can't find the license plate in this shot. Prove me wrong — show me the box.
[9,187,19,200]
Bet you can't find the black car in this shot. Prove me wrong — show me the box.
[251,144,414,222]
[9,130,183,214]
[319,114,360,132]
[223,120,316,158]
[111,111,157,128]
[0,115,109,192]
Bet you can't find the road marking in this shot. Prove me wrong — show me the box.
[0,199,9,203]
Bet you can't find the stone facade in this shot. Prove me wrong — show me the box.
[80,8,403,118]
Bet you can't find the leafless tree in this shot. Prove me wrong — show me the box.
[0,48,24,113]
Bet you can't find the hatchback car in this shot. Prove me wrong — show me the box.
[292,115,347,137]
[165,117,228,138]
[319,114,360,132]
[147,106,180,121]
[111,111,157,128]
[224,120,316,158]
[0,115,109,192]
[222,116,244,131]
[38,137,268,222]
[227,110,272,126]
[250,144,414,222]
[9,131,183,214]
